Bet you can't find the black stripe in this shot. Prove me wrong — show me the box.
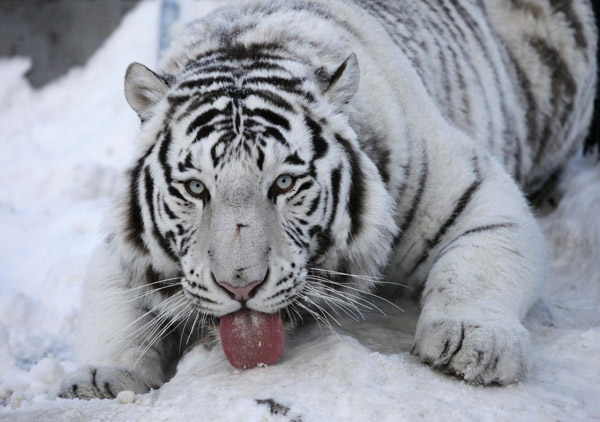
[305,115,328,160]
[371,142,391,184]
[104,382,115,399]
[285,228,305,249]
[162,200,177,220]
[548,0,588,49]
[233,104,242,134]
[157,130,173,183]
[287,180,314,201]
[166,95,191,120]
[328,167,342,228]
[256,148,265,171]
[245,76,302,91]
[291,198,306,208]
[263,126,287,145]
[126,158,150,254]
[189,64,236,74]
[243,61,288,72]
[186,290,218,305]
[144,166,179,262]
[335,135,365,242]
[290,220,306,238]
[507,49,537,186]
[409,161,481,275]
[168,186,185,202]
[250,89,294,112]
[186,108,222,136]
[451,0,514,147]
[307,193,321,216]
[460,222,517,238]
[476,2,526,176]
[248,108,290,131]
[177,76,234,91]
[400,150,428,234]
[91,369,99,393]
[529,37,577,165]
[221,43,291,61]
[434,222,519,264]
[179,89,230,117]
[284,152,306,165]
[313,167,342,257]
[325,58,348,92]
[193,124,218,143]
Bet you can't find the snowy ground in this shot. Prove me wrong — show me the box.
[1,1,599,421]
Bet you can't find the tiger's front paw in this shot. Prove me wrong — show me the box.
[412,316,532,385]
[57,366,156,400]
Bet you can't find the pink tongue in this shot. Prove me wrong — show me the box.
[219,310,284,369]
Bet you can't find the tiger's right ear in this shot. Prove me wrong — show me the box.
[322,53,360,106]
[124,62,170,122]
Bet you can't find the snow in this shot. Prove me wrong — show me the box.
[0,1,599,421]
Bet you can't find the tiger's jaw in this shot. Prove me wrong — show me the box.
[180,264,307,369]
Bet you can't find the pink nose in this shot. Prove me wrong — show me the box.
[218,280,263,301]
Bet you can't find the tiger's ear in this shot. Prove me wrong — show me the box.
[124,62,170,121]
[322,53,360,105]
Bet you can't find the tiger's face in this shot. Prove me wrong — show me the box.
[122,46,397,321]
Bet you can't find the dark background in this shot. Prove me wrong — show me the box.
[0,0,140,87]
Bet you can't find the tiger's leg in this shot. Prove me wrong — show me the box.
[57,243,180,399]
[410,159,546,385]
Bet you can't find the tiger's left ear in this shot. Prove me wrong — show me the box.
[124,62,170,122]
[322,53,360,105]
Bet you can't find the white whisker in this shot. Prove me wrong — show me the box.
[114,283,182,307]
[307,281,373,313]
[303,284,363,322]
[178,310,194,354]
[108,291,184,344]
[186,311,201,346]
[307,275,404,313]
[302,294,343,327]
[309,267,383,281]
[312,281,384,316]
[309,267,410,289]
[107,277,183,296]
[134,298,188,361]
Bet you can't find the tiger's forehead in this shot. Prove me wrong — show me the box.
[164,53,318,172]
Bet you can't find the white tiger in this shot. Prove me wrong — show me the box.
[58,0,597,399]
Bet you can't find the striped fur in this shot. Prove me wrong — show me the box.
[59,0,597,398]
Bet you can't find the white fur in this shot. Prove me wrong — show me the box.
[58,0,596,398]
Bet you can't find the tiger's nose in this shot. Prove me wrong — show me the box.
[218,279,264,302]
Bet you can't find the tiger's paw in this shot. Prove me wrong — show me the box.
[411,316,532,385]
[57,366,155,400]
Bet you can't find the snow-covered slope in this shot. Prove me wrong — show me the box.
[0,2,599,421]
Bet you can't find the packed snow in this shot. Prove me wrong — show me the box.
[0,1,599,421]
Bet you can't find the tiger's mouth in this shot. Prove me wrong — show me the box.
[212,292,301,369]
[218,309,285,369]
[187,298,296,369]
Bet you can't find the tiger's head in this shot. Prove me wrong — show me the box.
[119,44,397,330]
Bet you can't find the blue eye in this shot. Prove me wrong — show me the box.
[269,174,296,198]
[185,179,206,197]
[275,174,294,191]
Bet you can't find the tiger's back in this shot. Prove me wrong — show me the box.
[360,0,597,192]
